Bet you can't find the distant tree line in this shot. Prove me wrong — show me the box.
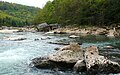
[33,0,120,27]
[0,1,40,27]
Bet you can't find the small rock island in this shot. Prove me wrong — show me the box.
[30,43,120,74]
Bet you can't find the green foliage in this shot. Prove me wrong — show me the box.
[0,1,40,27]
[33,1,55,24]
[34,0,120,27]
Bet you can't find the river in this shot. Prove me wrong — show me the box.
[0,32,120,75]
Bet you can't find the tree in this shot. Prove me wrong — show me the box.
[33,0,120,27]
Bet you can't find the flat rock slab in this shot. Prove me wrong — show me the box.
[49,50,84,63]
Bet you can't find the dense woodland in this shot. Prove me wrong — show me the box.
[33,0,120,27]
[0,1,40,27]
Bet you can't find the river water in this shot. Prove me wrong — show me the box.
[0,32,120,75]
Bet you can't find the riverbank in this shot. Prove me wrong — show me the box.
[46,25,120,37]
[1,25,120,37]
[0,26,36,33]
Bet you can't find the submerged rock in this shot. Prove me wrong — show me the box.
[41,37,51,40]
[48,41,82,45]
[103,45,114,49]
[30,43,120,74]
[54,31,67,34]
[34,39,39,41]
[5,36,27,41]
[48,42,70,45]
[69,35,79,38]
[54,47,60,50]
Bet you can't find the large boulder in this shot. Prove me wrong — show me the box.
[84,46,120,74]
[38,23,49,28]
[31,43,84,70]
[30,43,120,74]
[36,23,49,32]
[30,57,57,69]
[48,43,84,69]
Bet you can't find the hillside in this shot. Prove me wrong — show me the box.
[0,10,26,27]
[0,1,40,27]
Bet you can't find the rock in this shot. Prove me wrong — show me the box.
[54,31,67,34]
[54,47,60,50]
[49,23,60,30]
[86,57,120,74]
[59,42,81,51]
[38,23,49,28]
[31,44,120,74]
[115,28,120,36]
[49,50,83,63]
[13,38,27,41]
[48,42,69,45]
[69,35,79,38]
[31,56,78,70]
[30,57,55,69]
[49,43,84,63]
[107,30,115,37]
[5,37,26,41]
[34,39,39,41]
[48,41,82,45]
[103,45,114,49]
[37,23,60,32]
[84,46,120,74]
[41,37,51,40]
[45,31,55,34]
[31,43,84,70]
[91,28,108,35]
[99,31,108,35]
[17,29,24,32]
[36,23,49,32]
[84,46,100,69]
[80,29,90,34]
[73,60,86,72]
[0,29,19,33]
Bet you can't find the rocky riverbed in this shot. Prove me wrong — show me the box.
[0,31,120,75]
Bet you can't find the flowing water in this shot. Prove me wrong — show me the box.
[0,32,120,75]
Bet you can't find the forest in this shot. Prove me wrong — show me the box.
[0,1,40,27]
[33,0,120,27]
